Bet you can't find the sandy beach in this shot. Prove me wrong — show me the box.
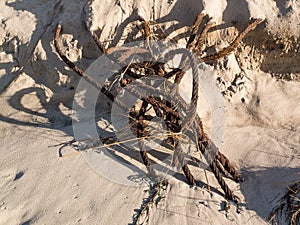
[0,1,300,224]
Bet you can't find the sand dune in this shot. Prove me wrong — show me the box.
[0,1,299,224]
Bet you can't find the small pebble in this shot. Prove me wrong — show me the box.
[73,196,78,199]
[77,218,81,222]
[57,210,61,214]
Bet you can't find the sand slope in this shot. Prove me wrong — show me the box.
[0,0,300,224]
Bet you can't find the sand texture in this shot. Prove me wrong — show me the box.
[0,0,300,224]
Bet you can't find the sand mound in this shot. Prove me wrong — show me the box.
[0,1,299,224]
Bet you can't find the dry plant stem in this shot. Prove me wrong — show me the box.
[133,181,166,225]
[201,18,263,62]
[57,136,119,157]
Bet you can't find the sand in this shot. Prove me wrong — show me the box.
[0,0,300,224]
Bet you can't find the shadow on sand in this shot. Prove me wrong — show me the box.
[240,166,300,220]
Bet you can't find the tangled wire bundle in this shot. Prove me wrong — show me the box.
[54,12,263,205]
